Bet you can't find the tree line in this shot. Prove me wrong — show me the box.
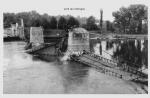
[3,11,99,31]
[3,11,79,30]
[3,4,148,34]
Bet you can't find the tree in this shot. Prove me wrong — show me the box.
[58,16,67,29]
[3,13,17,28]
[40,14,51,29]
[106,20,115,32]
[31,18,41,27]
[67,16,79,28]
[86,16,98,30]
[112,4,148,34]
[49,16,57,29]
[112,7,131,33]
[100,9,103,32]
[129,4,148,34]
[106,21,110,31]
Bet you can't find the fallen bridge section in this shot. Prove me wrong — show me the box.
[70,52,148,81]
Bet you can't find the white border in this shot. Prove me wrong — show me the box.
[0,0,149,97]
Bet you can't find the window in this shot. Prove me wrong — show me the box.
[73,33,82,39]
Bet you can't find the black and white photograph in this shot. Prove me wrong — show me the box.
[1,0,148,94]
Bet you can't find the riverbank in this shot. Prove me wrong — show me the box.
[3,37,22,42]
[90,33,148,40]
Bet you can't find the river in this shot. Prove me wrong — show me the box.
[3,39,148,94]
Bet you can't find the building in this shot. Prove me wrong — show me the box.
[67,27,90,54]
[4,19,24,39]
[4,28,12,37]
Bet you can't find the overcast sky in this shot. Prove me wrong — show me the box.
[2,0,148,21]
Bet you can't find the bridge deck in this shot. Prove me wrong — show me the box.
[71,53,147,81]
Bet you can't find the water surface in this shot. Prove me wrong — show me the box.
[3,40,148,94]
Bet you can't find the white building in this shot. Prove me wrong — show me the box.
[4,19,24,39]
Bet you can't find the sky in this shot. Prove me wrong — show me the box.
[1,0,148,21]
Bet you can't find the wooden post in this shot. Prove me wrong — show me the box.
[120,75,122,79]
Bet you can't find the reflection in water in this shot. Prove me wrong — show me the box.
[3,42,91,93]
[3,41,148,94]
[91,39,148,69]
[33,55,58,62]
[58,61,89,93]
[113,40,148,69]
[99,41,102,55]
[106,40,114,50]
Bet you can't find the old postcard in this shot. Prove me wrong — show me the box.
[1,0,148,94]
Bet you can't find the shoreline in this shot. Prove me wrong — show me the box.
[3,33,148,42]
[3,37,22,42]
[90,33,148,40]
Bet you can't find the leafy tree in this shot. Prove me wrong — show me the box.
[40,14,51,29]
[58,16,67,29]
[106,20,115,32]
[86,16,98,30]
[31,18,41,27]
[3,13,17,28]
[67,16,79,28]
[16,12,31,27]
[106,21,110,31]
[112,7,131,33]
[112,4,148,34]
[49,16,57,29]
[100,9,103,31]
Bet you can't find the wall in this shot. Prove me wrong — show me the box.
[30,27,44,45]
[67,29,90,53]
